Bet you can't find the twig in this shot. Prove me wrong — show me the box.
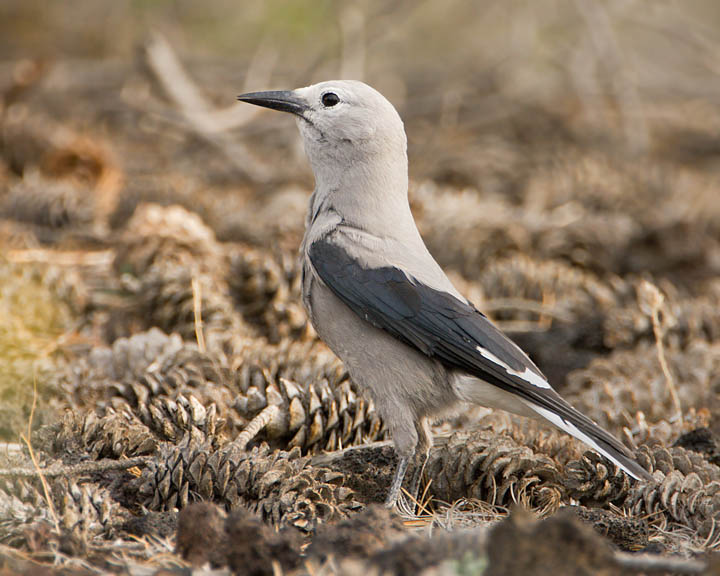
[145,33,236,133]
[539,290,556,330]
[613,551,705,574]
[235,405,281,451]
[399,478,434,519]
[0,456,150,479]
[639,280,682,418]
[144,33,271,182]
[183,36,278,132]
[20,373,60,534]
[191,274,206,354]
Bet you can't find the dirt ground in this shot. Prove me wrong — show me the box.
[2,2,720,574]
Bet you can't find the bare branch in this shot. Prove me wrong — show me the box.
[143,33,271,182]
[0,456,150,478]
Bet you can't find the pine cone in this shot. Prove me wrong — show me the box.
[107,394,225,447]
[603,281,720,351]
[51,386,225,459]
[63,330,384,454]
[1,172,95,234]
[425,430,565,514]
[90,339,241,442]
[0,478,53,546]
[565,452,632,506]
[413,180,639,277]
[105,338,239,416]
[634,444,720,482]
[672,289,720,347]
[45,408,158,460]
[112,204,250,351]
[564,340,719,438]
[135,266,251,351]
[55,478,130,540]
[571,444,720,539]
[624,411,711,449]
[478,255,619,325]
[61,328,186,405]
[132,441,361,532]
[0,475,128,546]
[625,471,720,538]
[674,427,720,467]
[495,416,585,466]
[238,339,347,387]
[228,246,309,343]
[115,203,224,277]
[234,363,384,453]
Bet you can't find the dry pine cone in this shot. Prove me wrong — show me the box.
[132,441,361,532]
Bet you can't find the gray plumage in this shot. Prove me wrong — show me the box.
[238,80,652,506]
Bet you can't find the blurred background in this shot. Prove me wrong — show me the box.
[4,0,720,184]
[1,0,720,569]
[1,0,720,439]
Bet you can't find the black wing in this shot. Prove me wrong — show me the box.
[309,237,551,398]
[309,236,651,481]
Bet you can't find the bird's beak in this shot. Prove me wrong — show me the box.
[237,90,309,117]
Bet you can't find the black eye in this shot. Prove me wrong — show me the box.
[321,92,340,107]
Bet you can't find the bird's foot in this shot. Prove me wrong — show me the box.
[383,456,409,508]
[408,451,429,500]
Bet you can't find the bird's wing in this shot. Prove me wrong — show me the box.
[308,233,651,481]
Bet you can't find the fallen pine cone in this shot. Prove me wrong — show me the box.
[132,440,361,532]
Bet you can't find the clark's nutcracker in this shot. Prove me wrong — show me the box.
[238,81,652,506]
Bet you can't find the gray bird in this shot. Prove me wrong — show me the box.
[237,80,652,506]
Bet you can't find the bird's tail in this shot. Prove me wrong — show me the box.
[524,397,653,482]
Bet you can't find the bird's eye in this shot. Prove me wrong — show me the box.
[321,92,340,107]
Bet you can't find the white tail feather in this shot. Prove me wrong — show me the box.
[524,401,644,481]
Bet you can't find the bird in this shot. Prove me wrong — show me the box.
[237,80,653,507]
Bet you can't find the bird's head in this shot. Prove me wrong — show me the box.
[238,80,407,174]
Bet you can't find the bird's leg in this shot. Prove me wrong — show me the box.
[406,419,432,506]
[384,419,432,509]
[383,454,410,508]
[384,419,418,508]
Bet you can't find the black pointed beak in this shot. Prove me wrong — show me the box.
[237,90,309,117]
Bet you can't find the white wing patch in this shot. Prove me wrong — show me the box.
[476,346,551,389]
[525,402,643,481]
